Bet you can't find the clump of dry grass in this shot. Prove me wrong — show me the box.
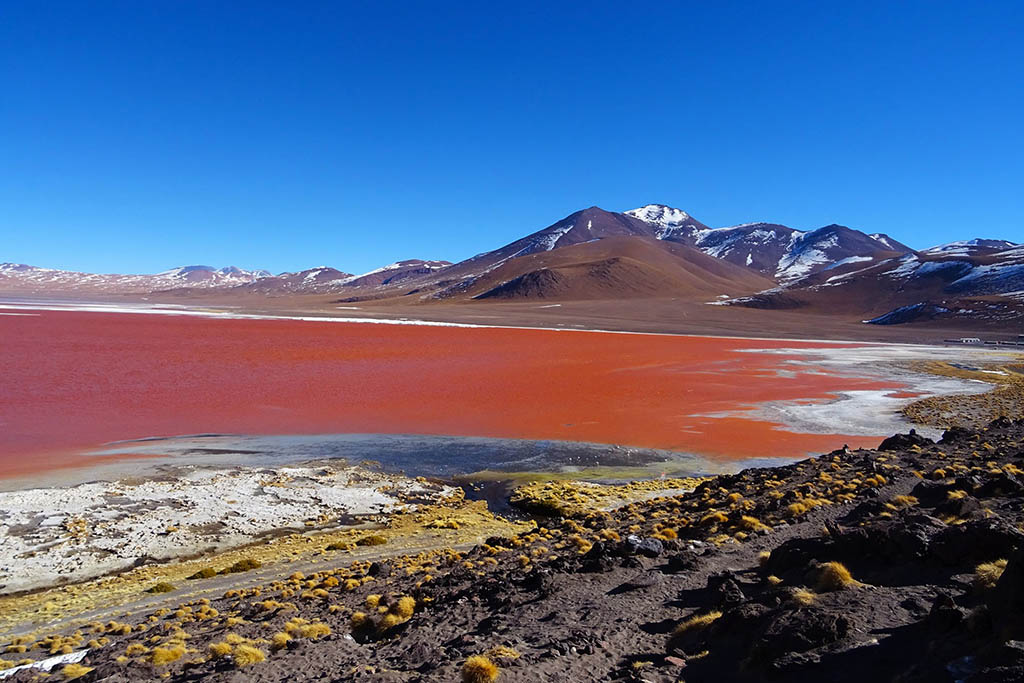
[270,632,291,651]
[671,610,722,639]
[356,534,388,546]
[232,644,265,667]
[392,596,416,619]
[188,567,217,580]
[208,642,232,659]
[145,582,176,594]
[149,645,186,665]
[814,562,860,592]
[61,663,94,680]
[973,559,1008,590]
[740,515,769,532]
[461,655,499,683]
[299,623,331,640]
[791,588,815,606]
[222,558,262,574]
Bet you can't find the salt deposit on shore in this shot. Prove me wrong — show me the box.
[724,344,1018,438]
[0,463,455,595]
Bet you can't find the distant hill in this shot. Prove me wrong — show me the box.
[0,263,271,294]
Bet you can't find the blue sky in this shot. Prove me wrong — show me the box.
[2,1,1022,275]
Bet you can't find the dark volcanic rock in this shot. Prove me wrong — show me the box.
[622,535,664,558]
[932,520,1024,566]
[878,429,934,451]
[751,609,850,664]
[990,552,1024,638]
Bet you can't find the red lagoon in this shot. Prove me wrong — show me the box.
[1,310,903,478]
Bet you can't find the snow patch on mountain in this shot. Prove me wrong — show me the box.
[775,233,840,281]
[824,255,873,271]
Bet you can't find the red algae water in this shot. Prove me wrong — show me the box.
[0,310,905,478]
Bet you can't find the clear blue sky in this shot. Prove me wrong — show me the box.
[2,1,1022,275]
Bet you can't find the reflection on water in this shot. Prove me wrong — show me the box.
[89,433,740,481]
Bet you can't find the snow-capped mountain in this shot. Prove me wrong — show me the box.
[626,204,912,282]
[921,239,1019,255]
[230,266,354,294]
[721,239,1024,325]
[375,204,919,302]
[622,205,710,240]
[0,263,271,294]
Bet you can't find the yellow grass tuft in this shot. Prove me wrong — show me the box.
[392,596,416,619]
[672,610,722,637]
[145,582,176,594]
[973,559,1008,590]
[791,588,815,606]
[700,511,728,525]
[891,495,919,508]
[232,644,266,667]
[208,642,232,659]
[356,534,388,546]
[61,663,94,680]
[149,645,186,665]
[740,515,769,532]
[188,567,217,580]
[270,632,291,651]
[300,623,331,640]
[815,561,860,591]
[461,655,500,683]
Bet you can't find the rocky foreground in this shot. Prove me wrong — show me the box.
[6,419,1024,682]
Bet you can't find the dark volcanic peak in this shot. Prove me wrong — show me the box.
[470,206,660,264]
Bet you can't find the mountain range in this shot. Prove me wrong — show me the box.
[3,204,1021,327]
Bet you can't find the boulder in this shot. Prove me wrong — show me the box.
[878,430,934,451]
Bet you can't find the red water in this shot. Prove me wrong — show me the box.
[0,310,904,479]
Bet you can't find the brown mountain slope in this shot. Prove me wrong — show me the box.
[443,236,776,302]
